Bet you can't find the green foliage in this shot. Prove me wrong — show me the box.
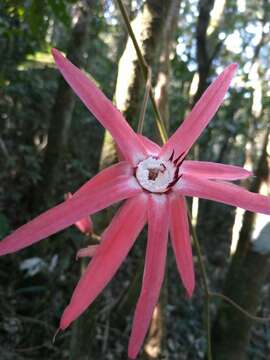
[0,0,74,74]
[27,1,48,39]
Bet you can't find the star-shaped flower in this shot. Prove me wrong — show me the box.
[1,49,269,359]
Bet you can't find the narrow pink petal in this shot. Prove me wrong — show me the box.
[160,64,238,160]
[52,49,147,166]
[128,194,169,359]
[175,174,270,214]
[0,166,141,255]
[117,135,161,161]
[116,143,125,162]
[73,161,133,197]
[76,245,99,259]
[137,134,161,156]
[169,193,194,297]
[182,160,252,180]
[60,193,148,329]
[66,193,93,234]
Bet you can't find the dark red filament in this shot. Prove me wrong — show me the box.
[166,149,187,191]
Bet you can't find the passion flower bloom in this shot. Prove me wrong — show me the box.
[1,49,270,359]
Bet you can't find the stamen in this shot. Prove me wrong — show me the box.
[174,165,180,179]
[168,150,175,162]
[177,156,186,168]
[173,151,185,165]
[168,174,183,188]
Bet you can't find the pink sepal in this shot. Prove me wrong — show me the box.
[128,194,169,359]
[176,174,270,214]
[169,193,194,297]
[52,49,147,166]
[182,160,252,180]
[0,163,141,255]
[160,64,238,160]
[60,193,148,330]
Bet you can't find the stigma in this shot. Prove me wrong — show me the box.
[135,156,177,193]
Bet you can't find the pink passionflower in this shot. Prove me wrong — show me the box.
[1,48,269,358]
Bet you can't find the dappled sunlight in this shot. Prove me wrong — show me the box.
[207,0,226,36]
[144,305,163,359]
[231,207,244,255]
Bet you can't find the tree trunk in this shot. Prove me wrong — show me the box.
[193,0,215,104]
[194,0,235,263]
[211,129,270,360]
[36,0,95,205]
[154,0,181,132]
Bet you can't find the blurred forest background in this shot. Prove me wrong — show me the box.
[0,0,270,359]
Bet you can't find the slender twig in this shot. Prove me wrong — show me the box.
[137,66,152,134]
[210,292,270,322]
[149,89,168,143]
[115,0,168,143]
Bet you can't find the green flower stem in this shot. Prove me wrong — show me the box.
[137,66,152,134]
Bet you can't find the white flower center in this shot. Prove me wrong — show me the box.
[135,156,176,193]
